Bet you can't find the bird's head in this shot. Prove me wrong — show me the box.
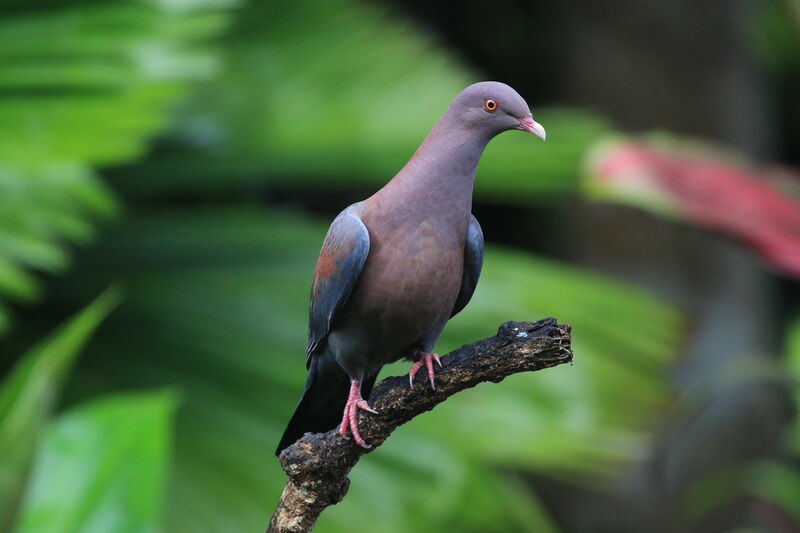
[449,81,546,140]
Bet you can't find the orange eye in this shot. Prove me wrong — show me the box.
[483,99,498,112]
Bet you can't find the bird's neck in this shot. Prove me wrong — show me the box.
[381,118,492,213]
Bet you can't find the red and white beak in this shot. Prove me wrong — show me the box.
[518,116,546,140]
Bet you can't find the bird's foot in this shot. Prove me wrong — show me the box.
[339,379,378,448]
[408,351,442,390]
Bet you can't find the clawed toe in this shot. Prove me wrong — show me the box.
[339,379,377,448]
[356,399,379,414]
[408,351,442,390]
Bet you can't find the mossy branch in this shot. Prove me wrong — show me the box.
[268,317,573,533]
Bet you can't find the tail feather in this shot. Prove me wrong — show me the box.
[275,357,377,455]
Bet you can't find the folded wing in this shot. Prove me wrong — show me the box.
[451,214,484,317]
[306,204,371,363]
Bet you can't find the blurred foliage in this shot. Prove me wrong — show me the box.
[0,0,233,165]
[0,165,116,333]
[666,316,800,529]
[0,0,235,334]
[745,318,800,525]
[29,207,681,533]
[14,0,800,531]
[110,0,609,202]
[753,0,800,73]
[0,0,681,531]
[0,289,119,531]
[13,392,175,533]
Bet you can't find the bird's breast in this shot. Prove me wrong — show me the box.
[346,216,465,350]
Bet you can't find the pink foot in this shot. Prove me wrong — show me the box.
[408,351,442,390]
[339,379,378,448]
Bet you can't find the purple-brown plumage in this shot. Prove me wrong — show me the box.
[277,81,545,454]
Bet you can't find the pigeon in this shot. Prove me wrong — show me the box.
[276,81,545,454]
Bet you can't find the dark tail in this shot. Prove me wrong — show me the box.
[275,356,377,456]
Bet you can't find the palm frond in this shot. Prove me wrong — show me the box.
[0,0,235,334]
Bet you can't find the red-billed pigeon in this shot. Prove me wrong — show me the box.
[276,82,545,454]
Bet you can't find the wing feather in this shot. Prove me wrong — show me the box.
[451,214,484,318]
[306,204,370,363]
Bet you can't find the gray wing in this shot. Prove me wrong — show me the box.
[306,204,370,363]
[450,214,484,317]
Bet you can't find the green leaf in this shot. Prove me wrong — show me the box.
[0,0,236,335]
[12,391,176,533]
[0,0,233,166]
[0,165,118,272]
[0,259,40,304]
[0,288,121,531]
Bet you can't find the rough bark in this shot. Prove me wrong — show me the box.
[267,317,573,533]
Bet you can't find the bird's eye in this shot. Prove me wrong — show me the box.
[483,99,498,113]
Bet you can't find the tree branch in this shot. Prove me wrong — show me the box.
[267,317,573,533]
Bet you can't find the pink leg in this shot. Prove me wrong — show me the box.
[408,351,442,390]
[338,379,378,448]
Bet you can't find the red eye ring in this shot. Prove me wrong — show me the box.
[483,99,498,112]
